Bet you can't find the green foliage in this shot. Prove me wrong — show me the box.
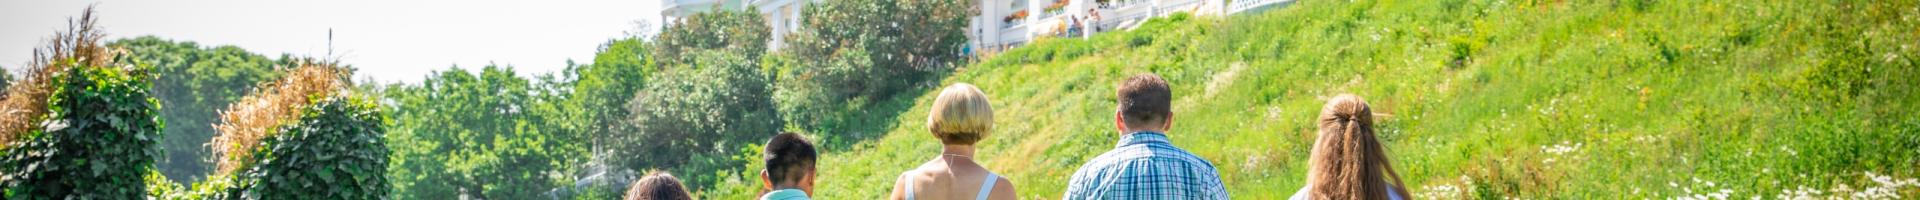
[592,8,787,192]
[772,49,871,135]
[694,145,770,200]
[653,9,770,66]
[575,37,655,164]
[568,185,620,200]
[384,66,584,199]
[618,50,782,188]
[1,64,165,199]
[113,36,289,182]
[776,0,972,146]
[227,96,388,199]
[0,67,12,94]
[150,172,240,199]
[791,0,970,73]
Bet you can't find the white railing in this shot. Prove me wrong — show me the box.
[663,0,709,9]
[998,24,1031,46]
[1154,0,1204,15]
[1227,0,1292,14]
[1099,0,1148,9]
[968,0,1299,52]
[1096,2,1153,29]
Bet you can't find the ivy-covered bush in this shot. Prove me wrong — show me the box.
[0,7,166,199]
[1,55,165,199]
[148,62,387,200]
[227,96,387,199]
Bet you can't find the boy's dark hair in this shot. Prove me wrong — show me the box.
[763,132,817,185]
[1116,74,1172,127]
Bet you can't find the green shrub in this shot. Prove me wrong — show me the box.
[0,9,165,198]
[1,62,165,199]
[226,96,387,199]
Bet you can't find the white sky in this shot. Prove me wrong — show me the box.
[1,0,663,83]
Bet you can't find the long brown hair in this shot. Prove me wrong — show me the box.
[1306,94,1410,199]
[626,171,695,200]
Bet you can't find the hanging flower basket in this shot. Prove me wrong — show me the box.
[1045,0,1069,12]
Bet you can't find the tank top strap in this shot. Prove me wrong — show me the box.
[975,173,998,200]
[903,173,916,200]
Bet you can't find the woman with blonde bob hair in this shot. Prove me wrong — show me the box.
[1291,94,1411,200]
[889,83,1017,200]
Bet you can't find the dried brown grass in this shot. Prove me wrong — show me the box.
[208,60,348,175]
[0,6,121,148]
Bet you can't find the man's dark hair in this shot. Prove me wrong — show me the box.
[1116,74,1172,127]
[763,132,817,185]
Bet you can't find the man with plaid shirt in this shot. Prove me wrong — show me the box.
[1064,74,1229,200]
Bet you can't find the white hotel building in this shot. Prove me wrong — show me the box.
[661,0,1290,51]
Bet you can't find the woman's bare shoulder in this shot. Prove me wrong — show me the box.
[989,175,1018,200]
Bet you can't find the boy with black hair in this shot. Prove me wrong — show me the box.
[760,132,818,200]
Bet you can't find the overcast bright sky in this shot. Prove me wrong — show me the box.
[1,0,663,83]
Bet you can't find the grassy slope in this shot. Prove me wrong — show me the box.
[785,0,1919,199]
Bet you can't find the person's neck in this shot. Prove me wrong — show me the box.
[1123,128,1167,135]
[1122,122,1167,135]
[941,145,976,158]
[770,185,806,192]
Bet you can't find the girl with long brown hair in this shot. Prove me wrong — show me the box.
[626,171,695,200]
[1291,94,1411,200]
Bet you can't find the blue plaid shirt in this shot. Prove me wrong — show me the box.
[1064,131,1230,200]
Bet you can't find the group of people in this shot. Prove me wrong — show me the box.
[623,73,1410,200]
[1067,8,1103,38]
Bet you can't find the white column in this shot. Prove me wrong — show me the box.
[1152,0,1162,15]
[1215,0,1226,14]
[981,0,999,48]
[1027,0,1041,39]
[770,5,784,50]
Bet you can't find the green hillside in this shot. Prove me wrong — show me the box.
[776,0,1920,199]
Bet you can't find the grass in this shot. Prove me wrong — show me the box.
[735,0,1920,199]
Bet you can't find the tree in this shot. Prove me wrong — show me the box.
[619,50,782,188]
[776,0,973,135]
[0,65,13,95]
[652,9,771,67]
[785,0,972,100]
[384,66,582,200]
[573,38,654,164]
[113,36,287,182]
[588,7,782,189]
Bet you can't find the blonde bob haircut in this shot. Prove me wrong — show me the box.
[927,83,994,145]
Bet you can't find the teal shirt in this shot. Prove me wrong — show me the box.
[760,189,812,200]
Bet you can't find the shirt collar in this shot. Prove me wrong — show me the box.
[1116,131,1172,148]
[760,189,810,200]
